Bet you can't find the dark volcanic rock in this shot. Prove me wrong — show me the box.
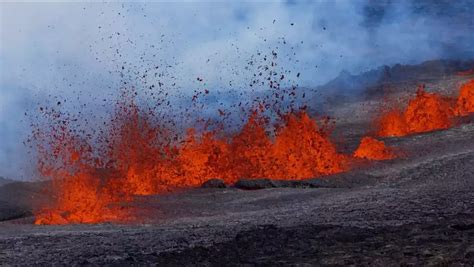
[234,178,338,190]
[0,180,51,222]
[234,178,277,190]
[153,220,474,265]
[201,178,227,188]
[0,201,32,221]
[281,178,335,188]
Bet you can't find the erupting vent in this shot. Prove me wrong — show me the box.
[354,136,396,160]
[455,80,474,116]
[33,101,349,224]
[376,80,474,137]
[32,79,473,225]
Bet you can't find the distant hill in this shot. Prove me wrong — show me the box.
[309,59,474,109]
[0,177,14,187]
[321,59,474,95]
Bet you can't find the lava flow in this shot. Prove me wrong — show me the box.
[32,97,351,224]
[454,79,474,116]
[33,80,474,225]
[376,85,455,137]
[376,80,474,137]
[353,136,396,160]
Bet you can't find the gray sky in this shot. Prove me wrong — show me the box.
[1,1,473,179]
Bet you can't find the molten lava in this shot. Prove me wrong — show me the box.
[33,99,348,224]
[32,123,133,225]
[33,80,474,225]
[454,79,474,116]
[271,112,347,178]
[404,86,454,133]
[376,110,408,137]
[376,85,455,137]
[353,136,396,160]
[34,171,130,225]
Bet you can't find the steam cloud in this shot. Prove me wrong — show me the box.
[1,0,473,180]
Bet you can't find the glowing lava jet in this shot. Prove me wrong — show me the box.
[32,97,350,224]
[38,80,474,225]
[454,79,474,116]
[376,85,455,137]
[36,78,474,225]
[353,136,396,160]
[376,80,474,137]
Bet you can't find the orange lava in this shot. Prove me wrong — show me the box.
[271,112,347,178]
[376,85,455,137]
[33,101,348,224]
[353,136,396,160]
[35,79,472,225]
[454,80,474,116]
[376,110,408,137]
[34,172,130,225]
[33,125,133,225]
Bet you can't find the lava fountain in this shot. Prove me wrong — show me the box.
[454,79,474,116]
[376,85,455,137]
[353,136,396,160]
[32,94,352,224]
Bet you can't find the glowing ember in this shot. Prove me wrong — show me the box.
[376,85,455,137]
[454,79,474,116]
[353,136,396,160]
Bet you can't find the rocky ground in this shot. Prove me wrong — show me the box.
[0,75,473,265]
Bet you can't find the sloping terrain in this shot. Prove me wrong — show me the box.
[0,121,472,265]
[0,180,49,221]
[0,70,473,265]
